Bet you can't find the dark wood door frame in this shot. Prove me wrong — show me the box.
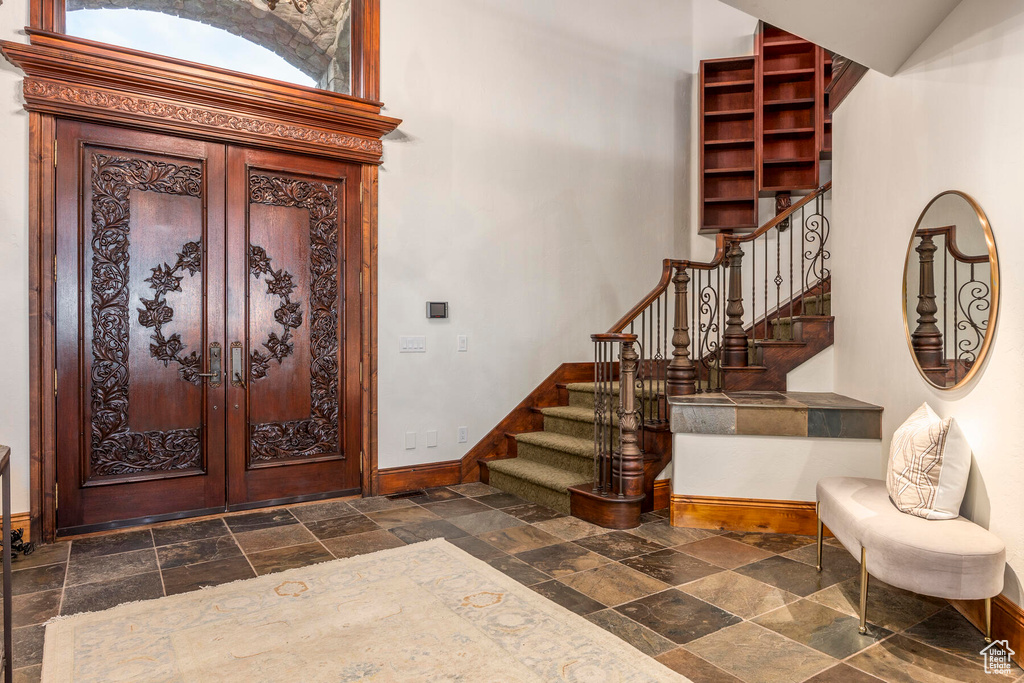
[2,3,399,542]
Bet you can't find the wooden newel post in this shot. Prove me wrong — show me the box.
[722,240,748,367]
[666,266,696,396]
[614,339,644,499]
[911,233,944,368]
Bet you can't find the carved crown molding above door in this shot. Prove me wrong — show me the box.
[3,31,400,163]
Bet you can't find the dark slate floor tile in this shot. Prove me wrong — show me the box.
[753,599,890,659]
[247,542,334,576]
[723,531,817,554]
[802,663,887,682]
[321,530,406,559]
[530,580,606,616]
[157,535,243,570]
[11,542,68,570]
[13,664,41,683]
[573,530,666,561]
[12,563,65,596]
[620,549,723,586]
[485,556,551,586]
[904,606,1021,671]
[514,542,609,578]
[12,589,61,628]
[474,492,528,509]
[655,648,743,683]
[347,497,416,514]
[615,588,741,644]
[448,510,526,535]
[677,535,774,569]
[223,509,297,533]
[686,621,837,683]
[287,499,357,523]
[390,519,469,544]
[363,506,441,529]
[70,528,153,559]
[785,542,861,575]
[448,483,500,497]
[421,497,492,519]
[404,487,464,504]
[446,535,507,561]
[61,571,164,615]
[502,503,567,524]
[66,547,158,586]
[736,555,853,597]
[151,518,230,547]
[12,625,45,669]
[232,524,317,554]
[161,557,255,597]
[304,514,381,541]
[585,609,677,657]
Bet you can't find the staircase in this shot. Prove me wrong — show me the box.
[475,183,834,528]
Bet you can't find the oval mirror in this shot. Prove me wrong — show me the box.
[903,191,999,389]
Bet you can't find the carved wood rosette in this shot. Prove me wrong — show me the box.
[247,173,341,464]
[89,153,204,478]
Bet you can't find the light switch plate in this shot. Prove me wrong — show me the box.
[425,430,438,448]
[400,336,426,353]
[457,335,468,352]
[405,432,416,449]
[457,426,468,443]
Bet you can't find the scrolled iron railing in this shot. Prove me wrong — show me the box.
[590,182,832,500]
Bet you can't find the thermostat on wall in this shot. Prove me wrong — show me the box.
[426,302,448,319]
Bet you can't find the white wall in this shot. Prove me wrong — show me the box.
[0,0,31,514]
[831,0,1024,606]
[376,0,697,469]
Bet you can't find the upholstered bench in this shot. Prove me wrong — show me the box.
[816,476,1006,640]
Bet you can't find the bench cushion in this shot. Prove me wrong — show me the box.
[818,477,1004,600]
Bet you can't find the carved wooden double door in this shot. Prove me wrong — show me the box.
[55,122,363,533]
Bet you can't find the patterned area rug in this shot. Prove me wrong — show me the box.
[43,538,688,682]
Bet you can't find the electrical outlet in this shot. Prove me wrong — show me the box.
[405,432,416,450]
[425,430,438,448]
[457,426,468,443]
[457,335,468,352]
[400,336,426,353]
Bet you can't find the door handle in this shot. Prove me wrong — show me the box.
[197,342,221,386]
[230,342,246,388]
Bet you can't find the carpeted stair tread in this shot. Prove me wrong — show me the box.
[515,431,595,458]
[486,458,592,494]
[565,380,667,395]
[539,405,611,425]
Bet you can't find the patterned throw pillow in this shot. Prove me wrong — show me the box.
[886,403,972,520]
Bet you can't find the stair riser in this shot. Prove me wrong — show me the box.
[516,442,593,477]
[543,415,619,441]
[487,471,571,514]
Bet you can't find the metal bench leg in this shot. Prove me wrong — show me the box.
[859,546,869,635]
[985,597,992,643]
[816,501,823,572]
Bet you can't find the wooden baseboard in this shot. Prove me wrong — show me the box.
[12,512,30,543]
[377,460,461,496]
[670,494,828,536]
[950,594,1024,667]
[652,480,670,511]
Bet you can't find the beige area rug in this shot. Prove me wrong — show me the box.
[43,539,689,682]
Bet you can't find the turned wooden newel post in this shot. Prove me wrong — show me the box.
[912,233,945,368]
[614,339,644,499]
[722,240,749,367]
[666,266,697,396]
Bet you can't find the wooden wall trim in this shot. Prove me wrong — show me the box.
[12,513,31,544]
[459,362,594,483]
[826,59,868,116]
[378,461,461,496]
[360,165,379,496]
[652,479,670,511]
[950,594,1024,667]
[670,494,825,536]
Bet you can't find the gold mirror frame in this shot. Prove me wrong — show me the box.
[902,190,999,390]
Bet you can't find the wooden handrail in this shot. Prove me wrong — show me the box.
[609,181,832,333]
[915,225,988,264]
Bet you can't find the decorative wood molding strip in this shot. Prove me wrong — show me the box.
[652,479,670,511]
[670,494,830,536]
[951,594,1024,667]
[378,461,461,496]
[825,57,868,116]
[460,363,594,483]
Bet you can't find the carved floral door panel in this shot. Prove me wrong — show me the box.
[55,123,362,533]
[55,121,228,531]
[225,147,362,506]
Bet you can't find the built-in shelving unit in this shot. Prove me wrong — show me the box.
[699,56,758,233]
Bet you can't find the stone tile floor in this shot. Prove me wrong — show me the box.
[8,483,1023,682]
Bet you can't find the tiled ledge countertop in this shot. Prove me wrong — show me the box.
[669,392,883,439]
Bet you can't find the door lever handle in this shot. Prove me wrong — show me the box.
[230,342,245,388]
[233,371,246,389]
[201,342,222,387]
